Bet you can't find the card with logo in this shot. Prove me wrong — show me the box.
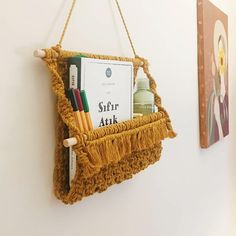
[79,58,133,128]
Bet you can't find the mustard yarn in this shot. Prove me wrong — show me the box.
[42,46,176,204]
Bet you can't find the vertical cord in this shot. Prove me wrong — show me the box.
[58,0,77,46]
[114,0,138,57]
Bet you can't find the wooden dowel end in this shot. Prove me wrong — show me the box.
[33,49,46,58]
[63,137,77,148]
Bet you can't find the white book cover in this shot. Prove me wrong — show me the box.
[80,58,133,128]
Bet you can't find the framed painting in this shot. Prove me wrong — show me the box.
[197,0,229,148]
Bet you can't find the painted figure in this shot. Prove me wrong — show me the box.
[207,20,229,145]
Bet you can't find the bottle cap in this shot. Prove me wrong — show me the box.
[136,78,150,90]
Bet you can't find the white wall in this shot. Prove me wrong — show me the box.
[0,0,235,235]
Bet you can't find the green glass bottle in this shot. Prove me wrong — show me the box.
[133,78,155,115]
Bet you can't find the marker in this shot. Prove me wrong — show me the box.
[80,90,94,130]
[74,89,89,131]
[66,89,84,132]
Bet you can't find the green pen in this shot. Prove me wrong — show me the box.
[80,90,94,130]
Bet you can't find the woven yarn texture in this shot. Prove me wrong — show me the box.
[42,45,176,204]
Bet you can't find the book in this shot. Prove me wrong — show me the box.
[68,56,85,89]
[79,57,133,128]
[67,56,133,185]
[67,56,85,186]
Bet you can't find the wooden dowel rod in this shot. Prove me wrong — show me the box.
[33,49,144,66]
[33,49,46,58]
[63,114,143,148]
[63,137,78,147]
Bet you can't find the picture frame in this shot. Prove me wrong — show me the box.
[197,0,229,148]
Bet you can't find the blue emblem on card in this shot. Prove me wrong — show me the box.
[105,68,112,78]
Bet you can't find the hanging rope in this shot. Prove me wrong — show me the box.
[58,0,77,46]
[114,0,138,57]
[58,0,138,57]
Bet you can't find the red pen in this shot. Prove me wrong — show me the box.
[74,89,89,131]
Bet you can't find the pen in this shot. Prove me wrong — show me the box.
[66,89,84,132]
[74,89,89,131]
[80,90,94,130]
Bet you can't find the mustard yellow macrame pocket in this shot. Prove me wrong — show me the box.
[41,46,176,204]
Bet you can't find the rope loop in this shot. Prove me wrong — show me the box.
[58,0,138,57]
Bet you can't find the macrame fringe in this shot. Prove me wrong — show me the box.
[73,118,173,178]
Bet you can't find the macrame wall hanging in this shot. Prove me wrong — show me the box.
[34,0,176,204]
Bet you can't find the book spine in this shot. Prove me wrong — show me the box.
[197,0,208,148]
[69,65,78,89]
[68,62,79,186]
[68,58,82,89]
[69,144,76,186]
